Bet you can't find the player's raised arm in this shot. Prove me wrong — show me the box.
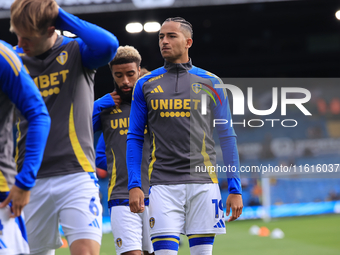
[93,93,119,133]
[9,1,112,253]
[126,78,148,213]
[0,41,50,217]
[55,8,119,69]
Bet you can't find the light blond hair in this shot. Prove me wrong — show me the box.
[109,45,142,69]
[10,0,58,36]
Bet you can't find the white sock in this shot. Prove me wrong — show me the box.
[190,244,213,255]
[154,250,178,255]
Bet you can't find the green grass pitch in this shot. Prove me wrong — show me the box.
[56,214,340,255]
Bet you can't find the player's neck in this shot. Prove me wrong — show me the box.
[166,55,190,64]
[35,33,58,60]
[46,32,58,51]
[41,32,58,54]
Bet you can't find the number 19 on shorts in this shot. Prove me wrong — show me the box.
[212,199,223,218]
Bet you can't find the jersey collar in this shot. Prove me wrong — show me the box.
[164,58,192,73]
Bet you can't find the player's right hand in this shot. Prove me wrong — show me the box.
[129,187,145,213]
[110,91,122,108]
[226,193,243,222]
[0,185,30,218]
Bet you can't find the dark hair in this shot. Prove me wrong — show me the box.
[164,17,193,38]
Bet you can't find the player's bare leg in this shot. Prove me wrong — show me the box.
[122,250,143,255]
[120,248,154,254]
[70,239,100,255]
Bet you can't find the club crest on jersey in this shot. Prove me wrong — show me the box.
[116,238,122,247]
[149,217,155,228]
[192,83,202,94]
[56,51,68,65]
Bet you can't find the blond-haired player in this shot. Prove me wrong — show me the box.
[10,0,119,254]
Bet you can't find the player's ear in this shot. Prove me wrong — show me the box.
[138,66,141,77]
[47,26,56,38]
[186,38,193,49]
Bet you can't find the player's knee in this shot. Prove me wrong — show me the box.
[69,239,100,255]
[151,234,180,254]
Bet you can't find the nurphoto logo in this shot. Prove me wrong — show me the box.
[201,84,312,128]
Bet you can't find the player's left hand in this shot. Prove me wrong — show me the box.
[226,194,243,222]
[0,185,30,218]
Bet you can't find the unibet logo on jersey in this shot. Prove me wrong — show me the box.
[32,70,69,97]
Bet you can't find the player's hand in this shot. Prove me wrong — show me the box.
[226,194,243,222]
[110,91,122,108]
[0,185,30,218]
[129,187,145,213]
